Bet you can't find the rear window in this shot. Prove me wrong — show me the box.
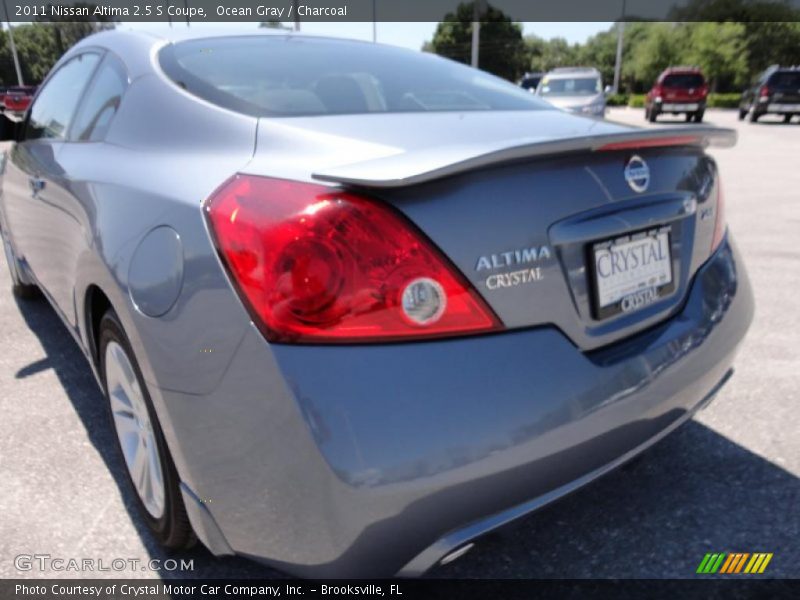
[662,73,705,88]
[537,76,601,96]
[768,71,800,90]
[159,35,549,117]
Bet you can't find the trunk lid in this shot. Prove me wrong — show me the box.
[245,111,734,350]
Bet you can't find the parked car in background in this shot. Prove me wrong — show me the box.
[0,87,8,111]
[3,86,36,114]
[739,65,800,123]
[535,67,608,116]
[518,72,544,93]
[645,67,708,123]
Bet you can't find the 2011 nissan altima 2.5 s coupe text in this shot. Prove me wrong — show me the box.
[0,30,753,578]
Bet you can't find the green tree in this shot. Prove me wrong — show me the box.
[427,2,528,81]
[0,25,61,85]
[684,22,749,91]
[576,28,618,86]
[525,35,579,73]
[626,23,685,92]
[741,22,800,80]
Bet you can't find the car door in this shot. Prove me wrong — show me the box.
[3,51,101,326]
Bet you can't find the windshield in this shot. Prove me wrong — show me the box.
[768,71,800,90]
[662,73,705,88]
[159,36,550,117]
[537,76,601,97]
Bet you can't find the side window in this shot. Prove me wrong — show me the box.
[26,53,100,141]
[70,54,128,142]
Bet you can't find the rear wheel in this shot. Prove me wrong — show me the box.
[648,109,657,123]
[738,108,747,120]
[685,113,692,122]
[99,310,195,549]
[2,229,39,299]
[749,107,760,122]
[694,111,704,123]
[784,114,793,124]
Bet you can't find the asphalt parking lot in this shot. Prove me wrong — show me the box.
[1,108,798,580]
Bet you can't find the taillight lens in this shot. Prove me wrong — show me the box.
[711,178,726,253]
[205,175,501,343]
[759,85,770,97]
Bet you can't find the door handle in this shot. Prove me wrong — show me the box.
[28,177,45,195]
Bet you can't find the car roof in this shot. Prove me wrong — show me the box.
[67,28,397,80]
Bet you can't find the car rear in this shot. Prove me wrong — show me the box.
[536,68,607,116]
[649,69,708,122]
[756,68,800,120]
[142,35,753,577]
[3,86,34,113]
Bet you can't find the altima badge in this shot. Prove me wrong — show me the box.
[624,155,650,193]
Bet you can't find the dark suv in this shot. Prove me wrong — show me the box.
[739,65,800,123]
[518,72,544,93]
[645,67,708,123]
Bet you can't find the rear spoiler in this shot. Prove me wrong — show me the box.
[312,126,736,189]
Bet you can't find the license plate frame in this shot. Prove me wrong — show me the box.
[589,227,676,321]
[663,102,699,111]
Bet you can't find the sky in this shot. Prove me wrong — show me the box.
[121,21,613,49]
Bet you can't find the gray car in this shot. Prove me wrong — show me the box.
[536,67,609,116]
[0,30,753,578]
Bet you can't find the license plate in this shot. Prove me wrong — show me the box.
[591,229,674,319]
[768,103,800,112]
[663,103,698,111]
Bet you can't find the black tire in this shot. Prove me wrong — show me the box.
[749,107,759,123]
[2,230,39,299]
[784,114,792,124]
[685,113,692,122]
[99,309,196,550]
[694,111,704,123]
[738,108,747,120]
[644,107,650,121]
[648,109,657,123]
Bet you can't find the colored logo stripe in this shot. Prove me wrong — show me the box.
[719,553,749,573]
[697,552,773,574]
[744,553,773,574]
[697,553,726,573]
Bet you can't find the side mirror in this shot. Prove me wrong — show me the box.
[0,116,20,142]
[604,85,614,97]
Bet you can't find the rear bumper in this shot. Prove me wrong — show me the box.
[765,103,800,113]
[156,234,753,578]
[657,100,706,113]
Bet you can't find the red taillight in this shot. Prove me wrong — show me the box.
[759,85,770,97]
[711,178,726,253]
[205,175,501,343]
[700,84,709,98]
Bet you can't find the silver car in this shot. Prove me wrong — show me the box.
[536,67,609,116]
[0,30,753,578]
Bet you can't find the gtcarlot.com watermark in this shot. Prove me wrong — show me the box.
[14,554,194,573]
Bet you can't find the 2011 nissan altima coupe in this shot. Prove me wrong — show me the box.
[0,30,753,578]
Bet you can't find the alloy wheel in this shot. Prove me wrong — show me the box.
[104,341,166,519]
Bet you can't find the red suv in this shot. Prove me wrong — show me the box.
[645,67,708,123]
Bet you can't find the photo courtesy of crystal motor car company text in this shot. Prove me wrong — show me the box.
[3,6,800,586]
